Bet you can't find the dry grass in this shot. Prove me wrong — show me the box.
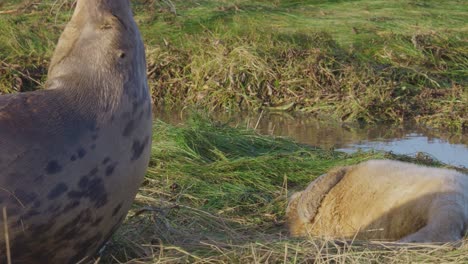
[105,237,468,263]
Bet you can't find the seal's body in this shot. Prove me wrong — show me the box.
[0,0,152,262]
[287,160,468,243]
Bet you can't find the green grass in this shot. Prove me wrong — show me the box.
[97,116,467,263]
[1,0,467,130]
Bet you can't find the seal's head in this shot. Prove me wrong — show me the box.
[47,0,148,115]
[48,0,145,88]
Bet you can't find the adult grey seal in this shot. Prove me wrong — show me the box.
[286,160,468,243]
[0,0,152,263]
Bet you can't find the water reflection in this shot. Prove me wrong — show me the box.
[156,109,468,168]
[337,136,468,168]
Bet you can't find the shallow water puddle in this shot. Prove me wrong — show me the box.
[337,134,467,168]
[156,110,468,168]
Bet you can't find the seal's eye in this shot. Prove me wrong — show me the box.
[118,52,126,59]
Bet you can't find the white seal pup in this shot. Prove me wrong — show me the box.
[286,160,468,243]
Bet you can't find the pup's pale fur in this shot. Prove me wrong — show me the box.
[286,160,468,242]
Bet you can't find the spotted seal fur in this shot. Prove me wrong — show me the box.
[0,0,152,262]
[287,160,468,242]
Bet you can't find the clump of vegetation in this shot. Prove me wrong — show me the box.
[99,117,467,263]
[0,0,467,131]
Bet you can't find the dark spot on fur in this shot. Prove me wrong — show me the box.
[131,136,150,161]
[48,183,68,200]
[122,119,135,137]
[90,144,96,150]
[91,217,103,227]
[69,174,108,208]
[132,101,138,113]
[92,134,98,141]
[58,227,80,241]
[31,220,56,237]
[77,148,86,158]
[89,167,98,176]
[70,155,77,161]
[78,167,98,188]
[65,209,91,229]
[102,157,110,164]
[105,163,117,177]
[78,176,90,189]
[112,203,123,216]
[47,204,62,214]
[62,200,80,213]
[88,178,108,208]
[46,160,62,174]
[79,209,93,223]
